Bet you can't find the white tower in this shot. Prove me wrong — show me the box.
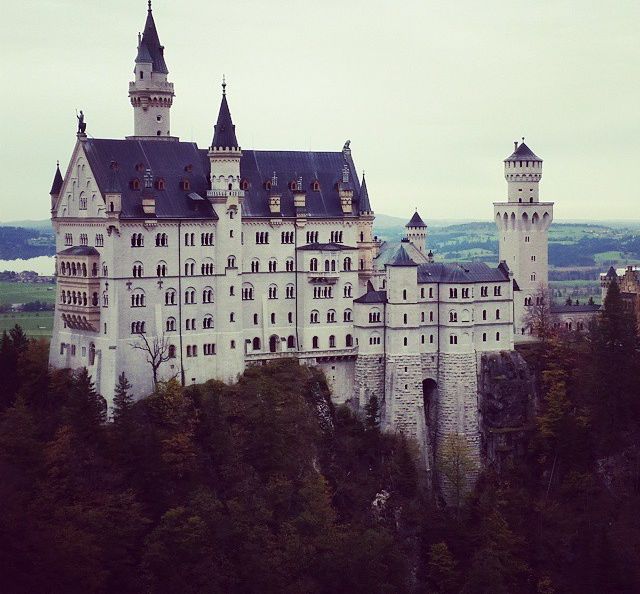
[128,2,177,140]
[494,139,554,336]
[406,211,428,254]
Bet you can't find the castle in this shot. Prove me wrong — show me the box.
[48,3,553,470]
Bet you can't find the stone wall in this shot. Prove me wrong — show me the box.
[354,354,385,412]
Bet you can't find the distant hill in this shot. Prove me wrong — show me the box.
[0,219,52,231]
[0,226,55,260]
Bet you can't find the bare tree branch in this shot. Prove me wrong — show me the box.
[130,331,172,389]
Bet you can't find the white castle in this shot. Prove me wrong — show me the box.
[48,4,553,468]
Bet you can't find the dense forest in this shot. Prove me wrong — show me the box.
[0,226,55,259]
[1,280,640,593]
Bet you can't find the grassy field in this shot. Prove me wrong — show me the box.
[0,312,53,338]
[0,281,56,306]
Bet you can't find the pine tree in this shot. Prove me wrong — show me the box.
[364,395,380,431]
[113,372,133,425]
[427,542,458,594]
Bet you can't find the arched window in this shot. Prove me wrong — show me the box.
[343,257,352,271]
[310,310,319,324]
[369,308,381,323]
[203,287,214,303]
[185,288,196,304]
[131,290,145,308]
[227,256,236,268]
[449,311,457,322]
[343,283,353,298]
[184,259,196,276]
[496,309,501,320]
[251,259,260,273]
[268,284,278,299]
[329,335,336,348]
[203,314,214,329]
[324,259,330,272]
[346,334,353,347]
[268,258,277,273]
[285,284,295,299]
[327,309,336,323]
[168,345,176,358]
[253,337,261,351]
[310,258,318,272]
[166,317,176,332]
[165,289,176,305]
[287,335,295,349]
[242,284,254,301]
[343,308,352,322]
[286,258,294,272]
[132,262,143,278]
[312,336,319,349]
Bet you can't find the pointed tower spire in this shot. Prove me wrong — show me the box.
[211,78,239,149]
[359,171,373,214]
[49,162,63,196]
[128,3,176,139]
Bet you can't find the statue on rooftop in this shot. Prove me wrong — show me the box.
[76,110,86,134]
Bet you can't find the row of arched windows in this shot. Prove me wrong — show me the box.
[61,290,98,307]
[309,309,352,323]
[58,260,98,277]
[131,233,144,247]
[313,286,333,299]
[131,321,146,334]
[309,257,352,272]
[155,233,168,246]
[310,334,352,349]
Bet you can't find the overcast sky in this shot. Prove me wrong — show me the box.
[1,0,638,223]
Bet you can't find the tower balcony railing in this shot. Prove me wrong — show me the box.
[206,189,245,199]
[245,345,358,362]
[129,81,174,92]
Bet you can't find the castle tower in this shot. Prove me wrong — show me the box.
[494,139,553,335]
[406,211,427,254]
[356,172,377,292]
[49,162,63,213]
[128,2,176,140]
[207,80,245,381]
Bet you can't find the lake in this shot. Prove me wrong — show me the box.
[0,256,56,276]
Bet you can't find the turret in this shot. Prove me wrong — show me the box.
[128,2,176,140]
[504,138,542,203]
[601,266,618,302]
[405,210,427,254]
[49,161,63,212]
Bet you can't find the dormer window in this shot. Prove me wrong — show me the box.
[135,163,145,172]
[155,178,165,190]
[184,164,193,173]
[311,179,320,191]
[240,179,249,191]
[264,180,272,190]
[289,180,297,191]
[180,179,191,191]
[130,178,141,190]
[156,115,162,122]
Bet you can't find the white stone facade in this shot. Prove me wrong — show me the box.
[48,5,542,473]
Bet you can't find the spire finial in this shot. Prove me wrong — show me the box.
[222,74,226,96]
[56,160,60,167]
[522,136,525,143]
[148,0,152,12]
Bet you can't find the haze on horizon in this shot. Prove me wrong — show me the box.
[0,0,638,223]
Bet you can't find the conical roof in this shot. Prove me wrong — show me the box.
[49,163,63,195]
[212,87,239,149]
[138,3,168,74]
[605,266,618,279]
[406,210,427,228]
[387,244,418,267]
[359,173,372,213]
[505,140,542,162]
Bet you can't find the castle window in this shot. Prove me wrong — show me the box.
[462,288,470,298]
[155,178,165,190]
[157,131,161,136]
[403,313,408,324]
[131,178,141,190]
[310,310,319,324]
[131,233,144,247]
[403,289,407,300]
[80,233,88,246]
[132,262,143,278]
[344,308,352,322]
[253,313,259,325]
[180,179,191,191]
[421,288,425,299]
[184,288,196,304]
[312,336,319,349]
[288,312,293,323]
[449,288,458,298]
[203,315,214,329]
[230,313,235,322]
[524,296,532,306]
[240,179,249,190]
[449,311,457,322]
[227,256,236,268]
[482,333,487,342]
[140,71,144,80]
[496,331,501,341]
[270,313,276,324]
[229,286,235,296]
[131,290,146,308]
[310,258,318,272]
[481,286,488,297]
[495,309,500,320]
[242,284,254,301]
[157,261,167,277]
[168,345,176,358]
[253,337,261,351]
[343,283,353,298]
[369,309,381,323]
[449,334,458,345]
[286,258,294,272]
[79,193,87,210]
[286,284,295,299]
[531,255,536,261]
[165,289,176,305]
[184,259,195,276]
[64,233,73,246]
[268,284,278,299]
[327,310,336,323]
[421,335,425,344]
[403,337,408,346]
[329,335,336,348]
[312,180,320,191]
[203,287,214,303]
[166,317,176,332]
[343,257,352,271]
[268,258,277,273]
[430,335,434,344]
[530,273,536,281]
[429,287,433,298]
[494,286,502,296]
[482,309,487,320]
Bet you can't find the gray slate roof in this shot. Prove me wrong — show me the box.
[407,211,427,228]
[58,246,100,256]
[211,92,239,149]
[50,164,63,195]
[80,138,366,220]
[297,242,356,251]
[505,141,542,162]
[359,174,372,213]
[354,289,387,304]
[136,6,168,74]
[387,244,418,267]
[417,262,510,284]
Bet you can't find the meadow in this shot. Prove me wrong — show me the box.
[0,312,54,338]
[0,281,56,306]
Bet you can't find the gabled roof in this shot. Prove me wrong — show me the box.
[358,173,372,213]
[407,210,427,228]
[211,90,239,149]
[50,163,63,195]
[138,5,168,74]
[297,242,356,251]
[387,244,418,267]
[550,304,601,314]
[417,262,510,283]
[81,138,366,220]
[504,141,542,162]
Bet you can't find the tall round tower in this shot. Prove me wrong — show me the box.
[127,2,177,140]
[494,139,554,336]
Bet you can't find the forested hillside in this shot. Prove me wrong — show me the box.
[0,226,54,259]
[1,281,640,594]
